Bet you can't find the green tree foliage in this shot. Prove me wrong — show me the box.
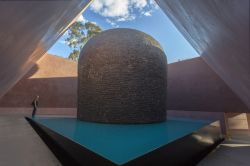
[66,21,102,61]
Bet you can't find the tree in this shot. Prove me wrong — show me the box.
[65,21,102,61]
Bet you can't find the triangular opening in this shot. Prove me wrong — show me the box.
[48,0,198,63]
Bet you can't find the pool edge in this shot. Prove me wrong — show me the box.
[25,117,116,166]
[26,117,224,166]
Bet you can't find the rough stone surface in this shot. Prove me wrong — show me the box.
[77,28,167,123]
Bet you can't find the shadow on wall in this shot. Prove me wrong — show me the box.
[167,57,249,113]
[0,76,77,108]
[25,62,39,78]
[0,63,77,108]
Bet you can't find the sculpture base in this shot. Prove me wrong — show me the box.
[26,117,223,166]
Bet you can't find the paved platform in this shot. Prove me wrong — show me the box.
[198,131,250,166]
[0,116,61,166]
[1,114,249,166]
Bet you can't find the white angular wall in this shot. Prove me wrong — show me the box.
[156,0,250,109]
[0,0,91,98]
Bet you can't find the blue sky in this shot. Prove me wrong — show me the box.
[48,0,198,63]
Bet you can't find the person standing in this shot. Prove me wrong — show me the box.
[32,95,39,118]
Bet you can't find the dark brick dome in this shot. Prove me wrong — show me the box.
[77,28,167,124]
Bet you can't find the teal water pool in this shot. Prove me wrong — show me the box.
[34,117,210,165]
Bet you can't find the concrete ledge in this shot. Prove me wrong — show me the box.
[0,116,61,166]
[0,107,77,116]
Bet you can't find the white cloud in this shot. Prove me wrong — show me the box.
[117,15,135,22]
[90,21,97,25]
[131,0,147,9]
[76,15,88,23]
[90,0,103,12]
[143,10,152,16]
[91,0,130,18]
[90,0,158,26]
[106,19,119,28]
[75,15,97,25]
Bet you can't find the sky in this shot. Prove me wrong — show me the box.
[48,0,198,63]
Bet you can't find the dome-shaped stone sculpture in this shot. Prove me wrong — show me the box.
[78,28,167,123]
